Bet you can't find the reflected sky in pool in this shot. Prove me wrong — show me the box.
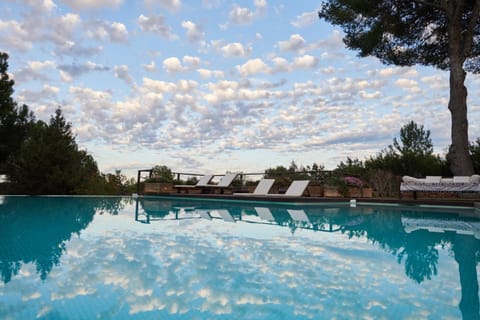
[0,196,479,319]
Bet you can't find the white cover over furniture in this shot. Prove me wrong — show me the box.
[400,175,480,192]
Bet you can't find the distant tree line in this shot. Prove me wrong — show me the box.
[0,52,135,195]
[150,119,480,197]
[263,121,480,197]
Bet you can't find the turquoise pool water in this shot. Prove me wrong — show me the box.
[0,196,479,319]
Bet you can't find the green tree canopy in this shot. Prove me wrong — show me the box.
[366,121,447,177]
[149,165,174,183]
[393,120,433,156]
[319,0,480,175]
[6,108,101,195]
[0,52,34,171]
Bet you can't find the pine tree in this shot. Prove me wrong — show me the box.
[6,108,100,194]
[0,52,34,172]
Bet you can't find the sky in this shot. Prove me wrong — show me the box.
[1,0,480,179]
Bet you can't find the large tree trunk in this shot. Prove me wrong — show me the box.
[448,65,474,175]
[448,1,475,175]
[453,235,480,320]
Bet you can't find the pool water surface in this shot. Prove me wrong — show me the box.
[0,196,479,319]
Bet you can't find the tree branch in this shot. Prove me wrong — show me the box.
[411,0,446,11]
[464,0,480,56]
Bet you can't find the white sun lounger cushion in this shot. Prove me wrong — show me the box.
[216,173,238,187]
[253,179,275,195]
[255,207,275,221]
[234,179,275,196]
[284,180,310,196]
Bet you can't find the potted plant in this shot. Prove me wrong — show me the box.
[323,175,345,197]
[342,176,364,197]
[323,175,372,198]
[306,180,324,197]
[144,165,174,194]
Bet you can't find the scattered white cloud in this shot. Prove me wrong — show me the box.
[58,61,110,78]
[138,14,177,39]
[114,65,134,85]
[142,61,156,72]
[17,84,60,104]
[292,55,318,69]
[278,34,307,53]
[144,0,182,12]
[254,0,267,14]
[197,68,224,79]
[182,55,200,67]
[236,58,271,77]
[229,5,255,25]
[395,78,420,93]
[181,20,204,43]
[61,0,124,11]
[163,57,185,74]
[291,11,317,28]
[14,60,57,82]
[220,42,251,58]
[87,20,128,43]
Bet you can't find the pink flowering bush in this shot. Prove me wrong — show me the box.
[342,176,365,187]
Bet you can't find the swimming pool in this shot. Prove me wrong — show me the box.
[0,196,479,319]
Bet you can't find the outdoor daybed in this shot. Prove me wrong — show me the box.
[400,175,480,198]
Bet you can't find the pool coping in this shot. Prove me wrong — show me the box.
[2,193,479,211]
[136,192,480,210]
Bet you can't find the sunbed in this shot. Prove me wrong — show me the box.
[216,209,236,222]
[233,179,275,196]
[269,180,310,197]
[255,207,275,221]
[198,173,239,194]
[173,174,214,193]
[287,209,310,223]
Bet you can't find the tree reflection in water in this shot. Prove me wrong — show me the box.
[138,198,480,319]
[0,196,126,283]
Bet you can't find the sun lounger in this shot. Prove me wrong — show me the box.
[255,207,275,221]
[197,210,212,220]
[287,209,310,223]
[198,173,239,194]
[174,174,214,193]
[269,180,310,197]
[215,209,236,222]
[233,179,275,196]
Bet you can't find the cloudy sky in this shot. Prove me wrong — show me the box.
[2,0,480,178]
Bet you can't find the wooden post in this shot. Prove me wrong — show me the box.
[136,170,141,194]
